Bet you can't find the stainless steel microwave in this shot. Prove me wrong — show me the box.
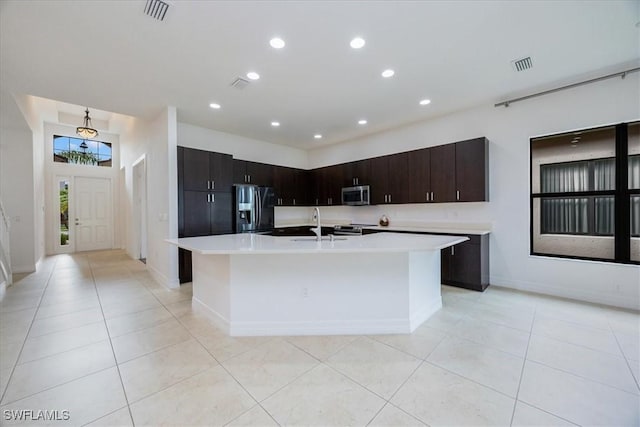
[342,185,370,206]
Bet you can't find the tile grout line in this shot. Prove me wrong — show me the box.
[133,279,284,426]
[608,319,640,392]
[508,305,535,426]
[0,259,58,405]
[86,254,137,427]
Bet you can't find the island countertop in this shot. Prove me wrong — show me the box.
[166,232,468,255]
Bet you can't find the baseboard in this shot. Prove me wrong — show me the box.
[490,275,640,311]
[409,297,442,331]
[147,264,180,290]
[192,297,230,334]
[12,264,36,274]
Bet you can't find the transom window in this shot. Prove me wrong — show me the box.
[53,135,112,167]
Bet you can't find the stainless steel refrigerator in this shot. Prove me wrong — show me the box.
[233,184,275,233]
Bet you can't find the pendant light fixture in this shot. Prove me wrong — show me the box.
[76,108,98,139]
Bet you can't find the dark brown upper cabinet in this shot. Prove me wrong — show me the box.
[455,137,489,202]
[180,147,233,193]
[407,148,431,203]
[233,160,274,187]
[313,165,343,206]
[342,159,371,187]
[430,144,457,202]
[369,153,409,204]
[273,166,308,206]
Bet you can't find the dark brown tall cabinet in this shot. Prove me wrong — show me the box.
[178,147,234,283]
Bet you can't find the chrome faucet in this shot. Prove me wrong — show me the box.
[311,207,321,241]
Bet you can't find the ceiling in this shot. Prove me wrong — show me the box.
[1,1,638,149]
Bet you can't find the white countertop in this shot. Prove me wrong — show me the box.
[273,220,491,235]
[167,232,468,255]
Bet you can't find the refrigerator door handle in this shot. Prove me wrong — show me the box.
[254,187,261,229]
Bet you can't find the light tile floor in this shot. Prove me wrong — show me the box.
[0,250,638,426]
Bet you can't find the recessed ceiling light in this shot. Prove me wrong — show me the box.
[314,134,322,139]
[270,37,285,49]
[350,37,365,49]
[419,99,431,106]
[209,103,221,109]
[246,72,260,80]
[358,119,367,125]
[381,69,395,78]
[271,121,280,127]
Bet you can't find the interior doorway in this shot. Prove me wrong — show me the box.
[133,156,147,262]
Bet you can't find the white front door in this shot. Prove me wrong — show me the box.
[74,177,112,252]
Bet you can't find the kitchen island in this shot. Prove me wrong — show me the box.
[166,232,467,336]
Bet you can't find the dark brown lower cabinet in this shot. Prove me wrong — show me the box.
[178,248,192,283]
[441,234,489,291]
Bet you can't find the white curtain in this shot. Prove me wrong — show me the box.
[542,198,588,234]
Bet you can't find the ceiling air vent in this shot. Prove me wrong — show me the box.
[511,56,533,72]
[230,77,250,89]
[144,0,169,21]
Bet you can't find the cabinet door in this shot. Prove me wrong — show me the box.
[182,148,210,191]
[246,161,274,186]
[273,166,294,205]
[209,152,233,192]
[326,164,343,205]
[456,138,488,202]
[178,248,192,284]
[408,148,431,203]
[451,241,481,287]
[440,247,453,283]
[209,192,233,234]
[182,191,211,236]
[430,144,456,202]
[369,156,388,205]
[233,159,248,184]
[387,152,409,204]
[343,160,370,186]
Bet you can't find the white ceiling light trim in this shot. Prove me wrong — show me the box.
[381,69,395,78]
[314,134,322,139]
[209,103,221,109]
[350,37,365,49]
[246,72,260,80]
[269,37,285,49]
[271,121,280,127]
[358,119,367,125]
[419,99,431,106]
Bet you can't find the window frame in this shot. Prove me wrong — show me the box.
[52,134,113,167]
[530,122,639,265]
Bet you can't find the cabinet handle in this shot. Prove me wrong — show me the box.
[451,246,455,255]
[248,175,251,183]
[293,199,296,206]
[207,180,210,190]
[211,193,215,203]
[206,194,210,203]
[389,194,391,203]
[212,180,215,190]
[456,190,460,201]
[426,192,429,202]
[431,192,434,201]
[353,178,356,185]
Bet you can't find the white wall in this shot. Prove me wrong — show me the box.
[177,122,308,169]
[119,108,179,288]
[0,126,36,273]
[305,73,640,310]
